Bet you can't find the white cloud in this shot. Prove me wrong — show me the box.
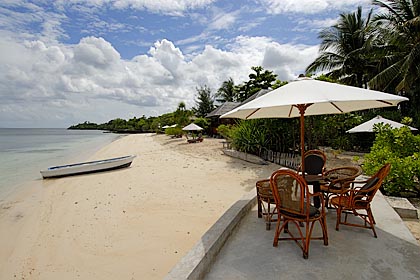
[294,17,339,33]
[238,17,265,32]
[258,0,371,14]
[0,1,67,42]
[73,37,121,68]
[0,30,318,127]
[301,17,339,29]
[208,10,239,30]
[110,0,216,15]
[262,43,319,80]
[176,8,240,49]
[148,39,186,80]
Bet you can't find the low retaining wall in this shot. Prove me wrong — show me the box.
[385,196,419,220]
[222,149,268,165]
[165,190,256,280]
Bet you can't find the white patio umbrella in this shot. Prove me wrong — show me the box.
[162,125,170,129]
[347,115,417,133]
[221,78,409,172]
[182,123,203,131]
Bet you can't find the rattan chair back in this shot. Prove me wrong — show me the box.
[299,150,327,175]
[331,163,391,237]
[271,170,306,216]
[269,169,328,259]
[256,179,277,230]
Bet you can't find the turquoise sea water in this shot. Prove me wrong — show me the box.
[0,128,120,200]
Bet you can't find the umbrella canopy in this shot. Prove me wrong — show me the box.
[182,123,203,131]
[221,78,409,172]
[162,124,177,129]
[347,115,417,133]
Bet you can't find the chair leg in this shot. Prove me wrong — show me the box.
[366,208,378,238]
[325,193,335,208]
[324,195,330,209]
[335,207,342,231]
[273,218,283,247]
[320,216,329,245]
[369,207,376,225]
[303,219,327,259]
[266,203,271,230]
[302,221,309,259]
[257,194,262,218]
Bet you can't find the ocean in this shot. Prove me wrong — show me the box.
[0,128,120,200]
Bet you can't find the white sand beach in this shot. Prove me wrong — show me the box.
[0,134,279,279]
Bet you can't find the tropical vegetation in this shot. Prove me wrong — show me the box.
[363,125,420,197]
[193,85,215,117]
[306,0,420,126]
[70,1,420,197]
[306,6,374,88]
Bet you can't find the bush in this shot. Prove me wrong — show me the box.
[217,124,234,139]
[194,117,209,131]
[363,125,420,197]
[165,127,183,137]
[230,120,269,154]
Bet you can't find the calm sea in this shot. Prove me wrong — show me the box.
[0,128,120,200]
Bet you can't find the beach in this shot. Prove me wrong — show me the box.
[0,133,279,279]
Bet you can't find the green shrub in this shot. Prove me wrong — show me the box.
[363,125,420,197]
[217,124,234,139]
[165,127,182,136]
[230,120,268,154]
[194,117,209,130]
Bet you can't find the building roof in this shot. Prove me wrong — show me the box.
[206,102,241,118]
[240,88,272,106]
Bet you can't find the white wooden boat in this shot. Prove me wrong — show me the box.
[40,155,136,179]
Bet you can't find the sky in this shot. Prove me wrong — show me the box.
[0,0,373,128]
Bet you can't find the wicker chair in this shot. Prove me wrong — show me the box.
[297,150,327,209]
[297,149,327,176]
[270,169,328,259]
[330,163,391,238]
[256,179,278,230]
[320,166,362,207]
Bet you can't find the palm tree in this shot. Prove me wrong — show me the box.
[216,77,237,102]
[369,0,420,93]
[306,6,374,88]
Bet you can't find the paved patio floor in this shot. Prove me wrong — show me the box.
[205,192,420,280]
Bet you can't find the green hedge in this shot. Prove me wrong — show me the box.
[363,125,420,197]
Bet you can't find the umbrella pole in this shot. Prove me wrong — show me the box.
[297,105,309,178]
[300,113,305,177]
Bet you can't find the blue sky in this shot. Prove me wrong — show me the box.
[0,0,372,127]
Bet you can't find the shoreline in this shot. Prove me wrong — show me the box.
[0,129,121,202]
[0,133,279,279]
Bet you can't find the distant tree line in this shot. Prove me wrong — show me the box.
[69,66,283,133]
[69,114,175,133]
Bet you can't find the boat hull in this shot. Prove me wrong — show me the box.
[40,155,135,179]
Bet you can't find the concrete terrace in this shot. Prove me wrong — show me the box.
[167,187,420,280]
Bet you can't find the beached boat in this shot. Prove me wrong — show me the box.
[40,155,136,179]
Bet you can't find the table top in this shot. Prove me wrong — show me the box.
[303,174,329,185]
[304,174,323,181]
